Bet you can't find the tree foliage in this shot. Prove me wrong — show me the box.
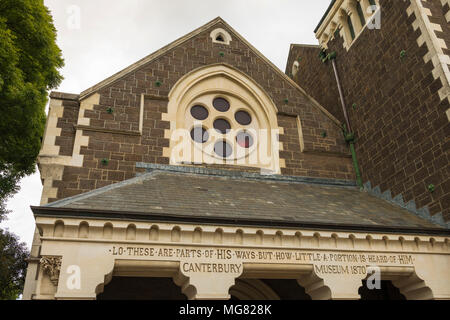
[0,0,64,220]
[0,228,29,300]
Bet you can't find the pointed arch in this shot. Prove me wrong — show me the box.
[163,63,282,173]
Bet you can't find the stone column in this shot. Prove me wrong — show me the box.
[346,0,364,33]
[338,9,353,46]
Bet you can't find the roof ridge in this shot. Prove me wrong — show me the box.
[135,163,357,187]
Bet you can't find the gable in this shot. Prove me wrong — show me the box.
[79,17,340,127]
[40,17,356,204]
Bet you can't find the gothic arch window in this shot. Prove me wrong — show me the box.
[210,28,232,45]
[163,64,281,174]
[317,0,380,49]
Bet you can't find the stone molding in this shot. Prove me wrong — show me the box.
[35,217,450,253]
[210,28,232,45]
[443,0,450,22]
[315,0,380,50]
[74,124,141,136]
[32,216,450,300]
[37,93,100,205]
[162,63,284,174]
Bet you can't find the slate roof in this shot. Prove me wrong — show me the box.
[35,166,448,235]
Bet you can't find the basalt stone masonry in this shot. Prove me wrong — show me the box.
[41,18,355,205]
[289,0,450,223]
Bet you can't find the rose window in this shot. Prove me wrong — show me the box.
[185,94,259,160]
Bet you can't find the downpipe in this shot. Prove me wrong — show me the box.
[327,52,363,189]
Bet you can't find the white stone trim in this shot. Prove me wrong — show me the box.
[68,93,100,167]
[139,94,144,134]
[39,164,64,205]
[315,0,380,50]
[406,0,450,120]
[292,60,300,77]
[37,93,100,205]
[38,97,68,205]
[40,99,63,156]
[162,63,283,173]
[210,28,232,45]
[32,216,450,300]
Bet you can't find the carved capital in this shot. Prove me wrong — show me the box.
[40,256,62,287]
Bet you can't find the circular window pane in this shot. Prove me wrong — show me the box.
[190,105,209,120]
[235,110,252,125]
[213,98,230,112]
[213,118,231,134]
[190,127,209,143]
[236,131,254,148]
[214,140,232,158]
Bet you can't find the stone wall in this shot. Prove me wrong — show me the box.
[290,0,449,222]
[285,44,344,123]
[42,19,355,203]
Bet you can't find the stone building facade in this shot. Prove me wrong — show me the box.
[23,2,449,300]
[287,0,450,225]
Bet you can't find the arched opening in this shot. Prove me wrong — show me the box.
[229,279,311,300]
[216,34,225,42]
[126,224,136,240]
[53,220,64,237]
[210,28,232,45]
[78,221,89,238]
[97,277,187,300]
[359,280,406,300]
[103,222,113,239]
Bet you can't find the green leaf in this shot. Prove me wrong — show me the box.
[0,0,64,219]
[0,228,29,299]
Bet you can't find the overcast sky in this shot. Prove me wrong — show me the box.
[1,0,330,248]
